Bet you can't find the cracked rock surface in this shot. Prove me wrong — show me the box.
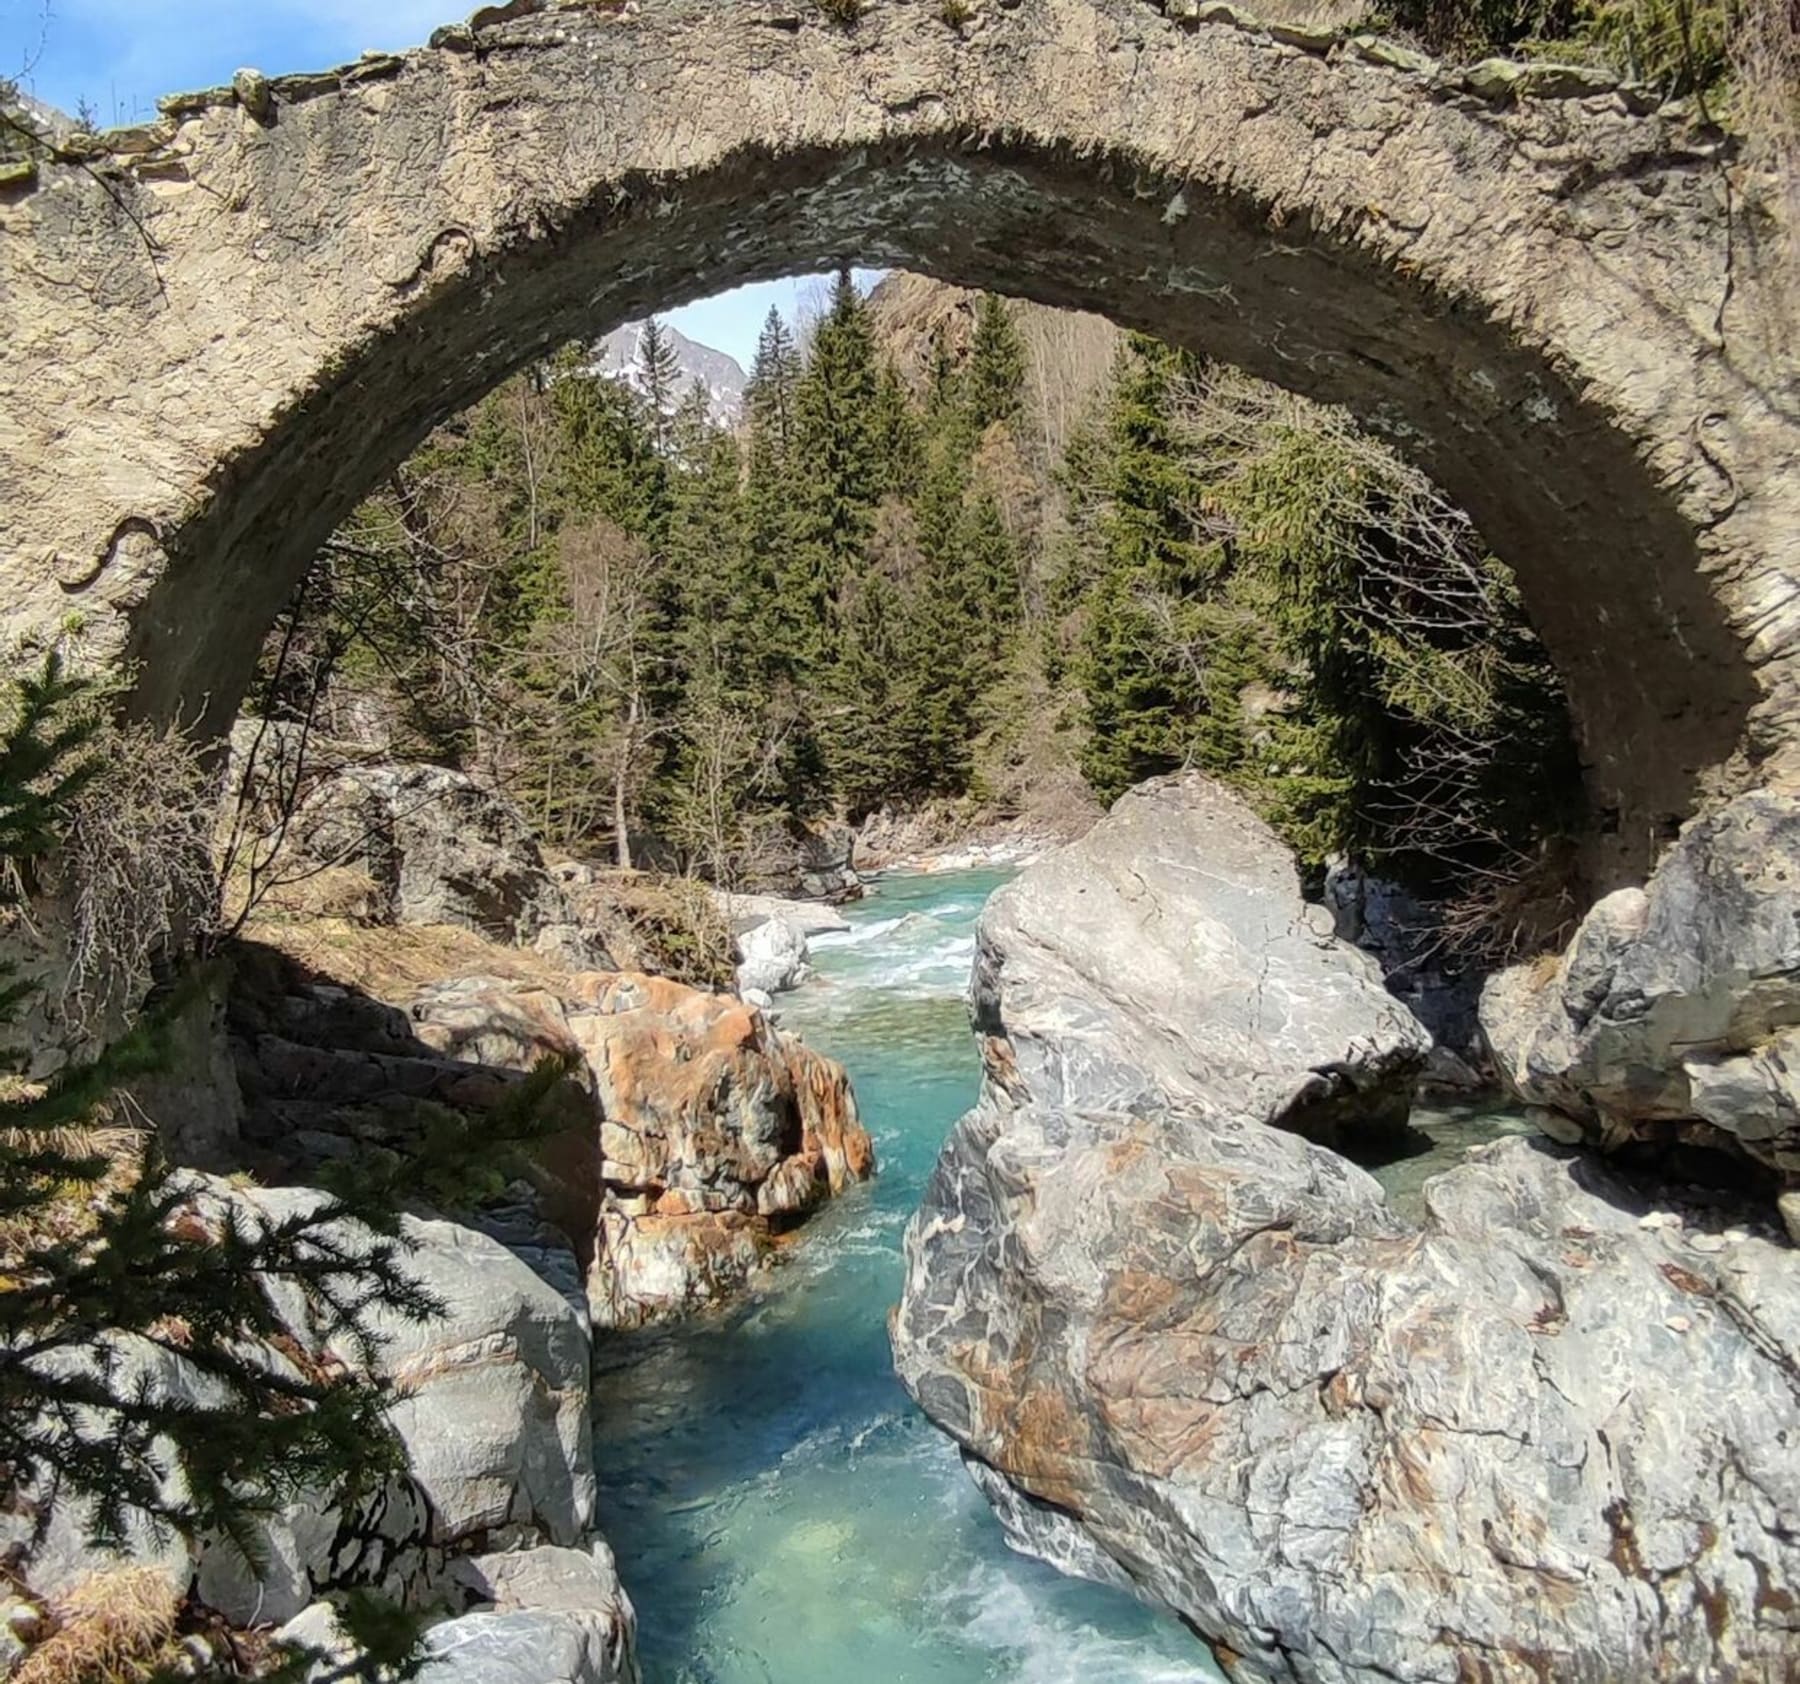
[969,773,1431,1142]
[1484,788,1800,1184]
[893,776,1800,1682]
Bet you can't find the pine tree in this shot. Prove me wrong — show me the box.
[0,653,594,1675]
[1077,336,1238,801]
[823,568,909,817]
[550,347,670,548]
[745,306,802,458]
[667,389,751,680]
[912,418,973,574]
[952,481,1022,663]
[636,316,683,457]
[964,294,1027,434]
[741,310,809,682]
[871,358,924,499]
[790,270,883,650]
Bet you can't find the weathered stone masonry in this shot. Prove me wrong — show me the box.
[0,0,1794,888]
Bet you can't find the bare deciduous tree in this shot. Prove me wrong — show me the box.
[523,520,664,865]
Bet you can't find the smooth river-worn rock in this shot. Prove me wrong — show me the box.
[971,775,1430,1141]
[896,1104,1800,1681]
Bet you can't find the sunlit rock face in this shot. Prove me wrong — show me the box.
[1484,788,1800,1183]
[968,774,1431,1144]
[893,777,1800,1684]
[410,969,875,1328]
[895,1102,1800,1683]
[0,0,1793,894]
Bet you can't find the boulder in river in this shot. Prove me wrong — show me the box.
[894,772,1800,1682]
[710,890,851,939]
[895,1105,1800,1682]
[410,970,875,1329]
[971,773,1431,1143]
[1482,788,1800,1183]
[734,915,811,997]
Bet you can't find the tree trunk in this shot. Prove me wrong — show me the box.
[613,689,640,871]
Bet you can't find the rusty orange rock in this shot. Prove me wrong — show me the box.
[412,969,875,1330]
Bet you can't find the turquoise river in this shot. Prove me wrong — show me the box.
[590,866,1533,1682]
[591,867,1226,1684]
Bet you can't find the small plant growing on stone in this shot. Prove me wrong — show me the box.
[817,0,864,24]
[941,0,975,26]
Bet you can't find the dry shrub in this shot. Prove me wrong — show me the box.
[1438,838,1586,968]
[0,1123,143,1263]
[14,1568,181,1684]
[53,721,218,1039]
[236,910,570,1003]
[1732,0,1800,223]
[575,872,736,992]
[219,862,385,931]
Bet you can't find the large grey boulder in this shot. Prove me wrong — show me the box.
[1482,789,1800,1181]
[222,1185,595,1558]
[975,774,1430,1141]
[280,1540,640,1684]
[196,1190,594,1623]
[894,1103,1800,1682]
[894,771,1800,1680]
[10,1179,595,1628]
[287,763,569,945]
[339,1210,596,1552]
[444,1539,638,1681]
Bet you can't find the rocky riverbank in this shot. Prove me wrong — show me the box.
[3,757,875,1684]
[892,773,1800,1684]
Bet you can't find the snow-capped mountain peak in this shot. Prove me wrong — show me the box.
[588,321,748,430]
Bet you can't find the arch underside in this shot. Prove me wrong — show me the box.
[120,139,1752,886]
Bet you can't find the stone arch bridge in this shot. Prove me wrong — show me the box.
[0,0,1796,888]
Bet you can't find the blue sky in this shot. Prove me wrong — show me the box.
[2,0,877,367]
